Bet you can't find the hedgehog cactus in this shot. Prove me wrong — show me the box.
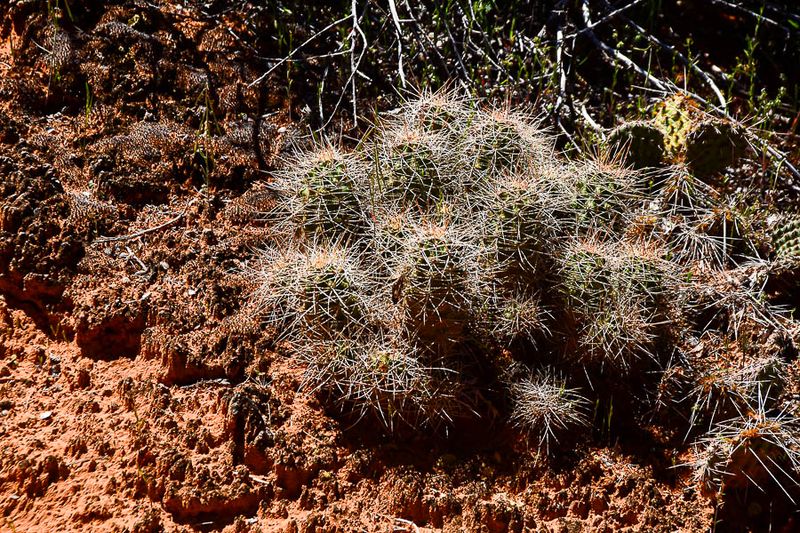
[479,172,562,280]
[607,120,666,169]
[403,89,476,138]
[269,148,367,241]
[685,119,748,178]
[375,127,456,209]
[508,371,590,451]
[477,286,548,347]
[251,244,373,341]
[571,158,640,233]
[299,335,454,427]
[560,238,671,368]
[467,108,549,174]
[390,221,475,346]
[693,408,800,499]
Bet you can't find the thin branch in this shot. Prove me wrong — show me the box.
[388,0,407,87]
[614,6,727,110]
[580,0,669,93]
[95,200,196,243]
[564,0,648,39]
[710,0,792,37]
[248,14,352,88]
[350,0,367,125]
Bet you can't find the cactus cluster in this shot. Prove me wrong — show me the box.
[606,94,750,181]
[653,94,750,178]
[245,91,798,503]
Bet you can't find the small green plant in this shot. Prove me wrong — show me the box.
[82,81,93,127]
[192,84,221,190]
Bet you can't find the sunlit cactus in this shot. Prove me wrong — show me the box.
[248,243,375,341]
[266,146,368,241]
[560,237,672,369]
[509,370,591,452]
[387,219,478,346]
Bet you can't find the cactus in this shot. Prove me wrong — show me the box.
[685,119,748,178]
[652,95,749,177]
[374,127,459,209]
[772,213,800,259]
[560,238,671,368]
[693,404,800,499]
[299,335,458,427]
[388,220,476,346]
[688,353,785,431]
[607,120,665,169]
[466,108,549,174]
[249,244,375,341]
[401,88,476,139]
[652,94,698,158]
[571,157,641,234]
[268,147,367,241]
[509,370,590,451]
[239,90,796,494]
[476,285,549,347]
[478,171,565,280]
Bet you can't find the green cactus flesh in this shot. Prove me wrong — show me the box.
[685,119,748,178]
[653,97,694,158]
[772,214,800,258]
[607,121,665,169]
[299,158,364,239]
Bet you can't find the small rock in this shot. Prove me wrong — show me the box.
[39,411,53,420]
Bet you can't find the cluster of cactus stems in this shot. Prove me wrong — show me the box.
[246,90,799,503]
[610,93,751,190]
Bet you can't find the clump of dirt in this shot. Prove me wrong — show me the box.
[1,2,796,532]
